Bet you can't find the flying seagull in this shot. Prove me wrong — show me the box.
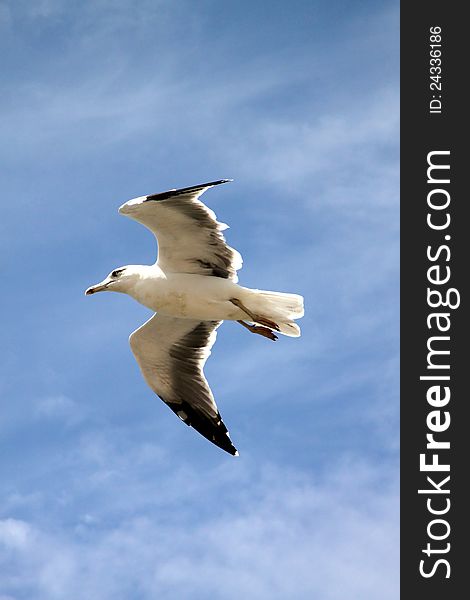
[86,180,304,455]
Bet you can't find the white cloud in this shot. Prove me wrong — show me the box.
[0,459,398,600]
[0,389,85,434]
[0,518,33,549]
[35,395,81,422]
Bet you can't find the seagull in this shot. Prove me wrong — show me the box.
[86,180,304,455]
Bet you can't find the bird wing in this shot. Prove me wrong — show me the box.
[129,313,238,455]
[119,179,243,281]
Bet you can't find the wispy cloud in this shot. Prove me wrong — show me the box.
[1,459,398,600]
[34,395,81,421]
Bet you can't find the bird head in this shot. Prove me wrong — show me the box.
[85,266,138,296]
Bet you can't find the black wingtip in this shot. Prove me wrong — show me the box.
[163,398,238,456]
[196,178,233,186]
[145,179,233,202]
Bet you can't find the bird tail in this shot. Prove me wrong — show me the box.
[244,289,304,337]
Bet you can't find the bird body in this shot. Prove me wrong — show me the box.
[86,180,304,455]
[114,267,245,320]
[98,267,300,327]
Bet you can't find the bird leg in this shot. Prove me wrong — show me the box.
[230,298,280,332]
[237,320,278,341]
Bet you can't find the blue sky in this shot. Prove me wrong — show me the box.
[0,1,399,598]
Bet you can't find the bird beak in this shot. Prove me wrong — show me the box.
[85,280,109,295]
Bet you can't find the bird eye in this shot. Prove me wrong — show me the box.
[111,269,123,278]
